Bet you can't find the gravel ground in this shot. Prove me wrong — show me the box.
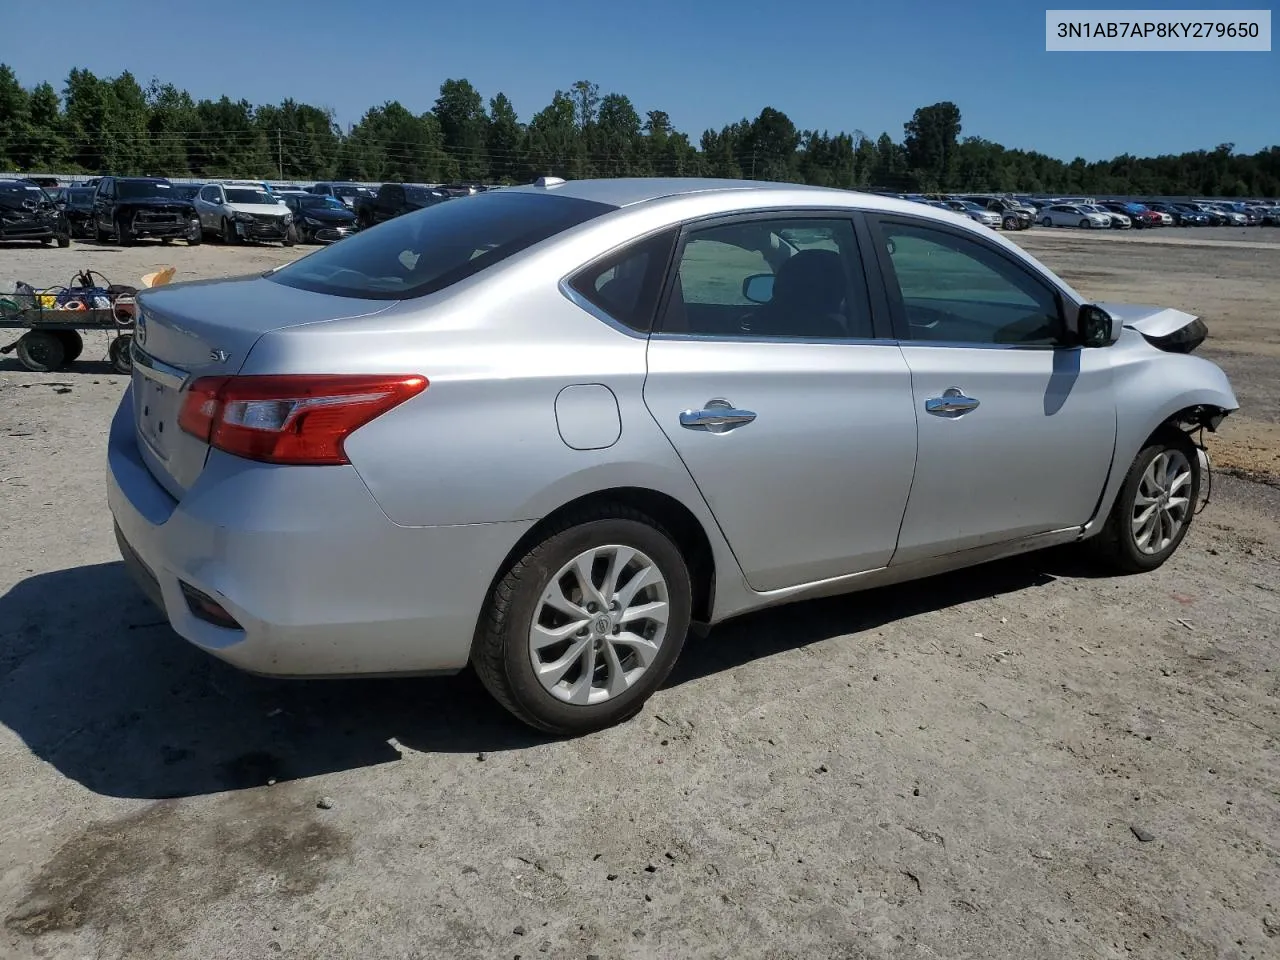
[1,229,1278,960]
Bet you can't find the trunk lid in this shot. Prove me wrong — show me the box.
[130,275,395,499]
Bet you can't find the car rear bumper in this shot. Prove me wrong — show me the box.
[106,385,532,678]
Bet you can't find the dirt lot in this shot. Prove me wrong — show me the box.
[1,230,1278,960]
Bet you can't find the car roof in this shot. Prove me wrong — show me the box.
[499,177,966,218]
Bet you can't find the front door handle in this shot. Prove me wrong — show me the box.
[925,387,980,416]
[680,398,756,432]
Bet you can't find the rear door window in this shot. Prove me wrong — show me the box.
[269,191,616,299]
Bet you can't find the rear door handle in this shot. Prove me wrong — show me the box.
[680,398,756,432]
[925,388,980,416]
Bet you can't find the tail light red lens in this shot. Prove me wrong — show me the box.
[178,374,427,465]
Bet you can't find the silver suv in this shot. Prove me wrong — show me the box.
[193,181,295,245]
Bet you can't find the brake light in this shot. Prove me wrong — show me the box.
[178,374,427,465]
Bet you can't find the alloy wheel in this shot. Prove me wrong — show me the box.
[529,544,670,705]
[1131,449,1193,555]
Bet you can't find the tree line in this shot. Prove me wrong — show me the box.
[1,65,1277,197]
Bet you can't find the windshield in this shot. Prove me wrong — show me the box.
[956,201,984,211]
[226,188,278,205]
[118,180,175,199]
[68,188,96,203]
[269,191,614,300]
[298,194,347,210]
[0,182,50,209]
[169,184,200,200]
[404,186,444,205]
[332,185,372,199]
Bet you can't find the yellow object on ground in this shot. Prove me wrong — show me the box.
[140,266,176,288]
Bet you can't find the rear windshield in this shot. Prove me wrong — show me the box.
[268,191,616,300]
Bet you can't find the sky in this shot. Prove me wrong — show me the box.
[3,0,1275,162]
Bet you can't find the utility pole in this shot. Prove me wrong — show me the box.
[277,128,283,179]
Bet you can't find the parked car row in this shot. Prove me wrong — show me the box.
[870,189,1280,231]
[2,176,493,249]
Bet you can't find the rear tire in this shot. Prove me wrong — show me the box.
[53,329,83,363]
[109,334,133,374]
[1079,218,1091,228]
[16,330,66,372]
[1041,216,1052,227]
[1088,428,1200,573]
[472,506,692,735]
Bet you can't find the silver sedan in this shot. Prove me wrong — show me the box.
[1039,203,1112,229]
[108,177,1238,733]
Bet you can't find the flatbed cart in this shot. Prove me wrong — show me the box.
[0,271,138,374]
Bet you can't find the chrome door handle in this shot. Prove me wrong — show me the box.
[925,388,980,416]
[680,398,756,432]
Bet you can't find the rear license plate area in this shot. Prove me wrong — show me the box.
[134,369,178,461]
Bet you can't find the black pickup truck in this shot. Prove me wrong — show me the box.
[353,183,448,228]
[91,176,201,245]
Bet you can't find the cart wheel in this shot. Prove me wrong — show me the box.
[109,335,134,374]
[17,331,67,372]
[53,329,84,363]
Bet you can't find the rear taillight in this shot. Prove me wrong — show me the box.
[178,374,427,465]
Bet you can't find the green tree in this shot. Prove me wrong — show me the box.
[0,64,31,169]
[485,93,524,183]
[903,101,962,189]
[433,79,489,181]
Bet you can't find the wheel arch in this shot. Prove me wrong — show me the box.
[481,486,719,629]
[1087,378,1237,536]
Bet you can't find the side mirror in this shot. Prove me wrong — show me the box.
[742,273,774,304]
[1077,304,1115,347]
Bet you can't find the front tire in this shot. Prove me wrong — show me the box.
[16,331,66,371]
[1089,428,1200,573]
[472,507,693,735]
[222,217,239,244]
[1041,216,1053,227]
[186,216,202,246]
